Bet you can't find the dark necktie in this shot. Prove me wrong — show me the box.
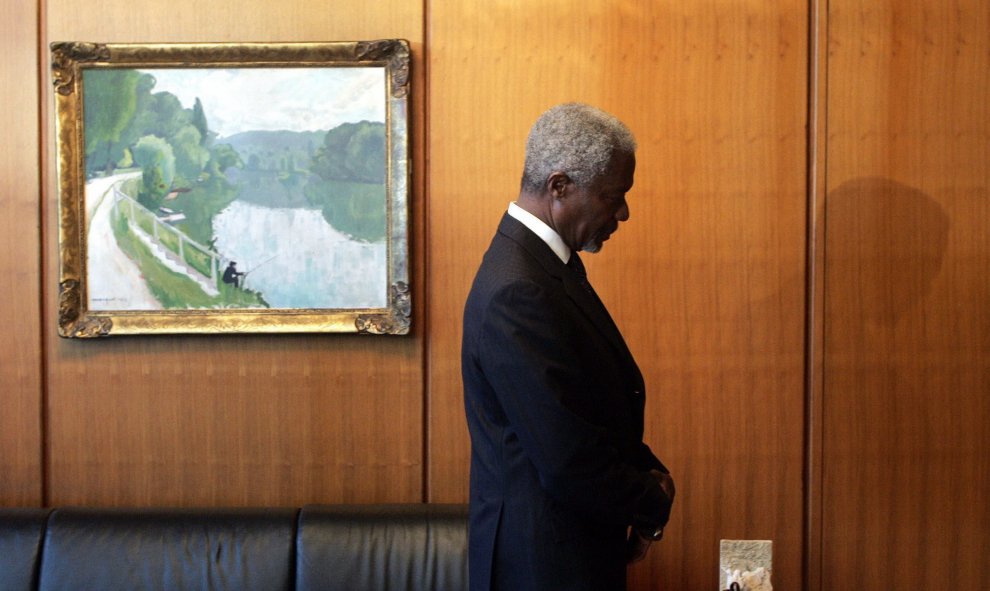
[567,252,594,294]
[566,251,626,346]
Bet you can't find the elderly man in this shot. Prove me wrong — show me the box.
[462,103,675,591]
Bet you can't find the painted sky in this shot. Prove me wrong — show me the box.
[140,67,385,138]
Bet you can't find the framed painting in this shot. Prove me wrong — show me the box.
[51,40,411,336]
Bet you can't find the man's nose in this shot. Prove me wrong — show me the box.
[616,199,629,222]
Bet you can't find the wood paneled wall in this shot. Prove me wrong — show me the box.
[821,1,990,588]
[41,0,426,506]
[0,0,43,506]
[0,0,986,588]
[427,2,809,589]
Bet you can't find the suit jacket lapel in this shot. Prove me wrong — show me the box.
[496,214,637,369]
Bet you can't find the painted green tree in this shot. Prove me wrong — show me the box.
[131,135,175,209]
[305,121,387,242]
[171,124,210,185]
[190,97,209,146]
[84,70,245,235]
[309,121,386,184]
[83,69,142,174]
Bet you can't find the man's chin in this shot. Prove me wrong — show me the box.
[581,240,602,254]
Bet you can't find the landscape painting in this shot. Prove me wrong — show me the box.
[52,41,411,336]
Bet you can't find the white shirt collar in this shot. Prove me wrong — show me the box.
[507,201,571,264]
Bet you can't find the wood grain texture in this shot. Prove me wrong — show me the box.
[804,0,829,588]
[0,0,43,506]
[426,2,809,589]
[42,0,427,506]
[823,1,990,588]
[45,337,425,505]
[12,0,983,585]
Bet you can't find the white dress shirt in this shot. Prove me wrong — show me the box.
[507,202,571,265]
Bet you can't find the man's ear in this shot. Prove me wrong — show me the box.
[547,172,570,199]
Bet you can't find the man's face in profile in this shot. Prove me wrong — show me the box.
[557,151,635,253]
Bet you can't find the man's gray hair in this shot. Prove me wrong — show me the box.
[521,103,637,193]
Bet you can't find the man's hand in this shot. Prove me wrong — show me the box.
[655,470,675,533]
[626,470,676,564]
[625,528,652,564]
[654,469,675,506]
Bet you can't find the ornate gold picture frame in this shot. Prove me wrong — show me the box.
[52,41,411,337]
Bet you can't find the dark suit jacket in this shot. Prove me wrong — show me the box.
[462,213,670,591]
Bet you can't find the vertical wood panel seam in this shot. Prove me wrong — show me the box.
[803,0,828,588]
[421,0,432,504]
[36,0,50,508]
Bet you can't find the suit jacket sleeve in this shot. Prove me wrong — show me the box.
[474,276,669,528]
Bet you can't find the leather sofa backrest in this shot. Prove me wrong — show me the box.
[296,504,469,591]
[0,509,51,591]
[37,507,298,591]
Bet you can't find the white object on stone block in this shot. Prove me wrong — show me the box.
[725,567,773,591]
[719,539,772,590]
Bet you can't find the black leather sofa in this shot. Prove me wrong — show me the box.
[0,504,468,591]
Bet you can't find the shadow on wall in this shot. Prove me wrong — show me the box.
[826,177,950,329]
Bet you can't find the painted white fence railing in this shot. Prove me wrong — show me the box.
[111,186,220,285]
